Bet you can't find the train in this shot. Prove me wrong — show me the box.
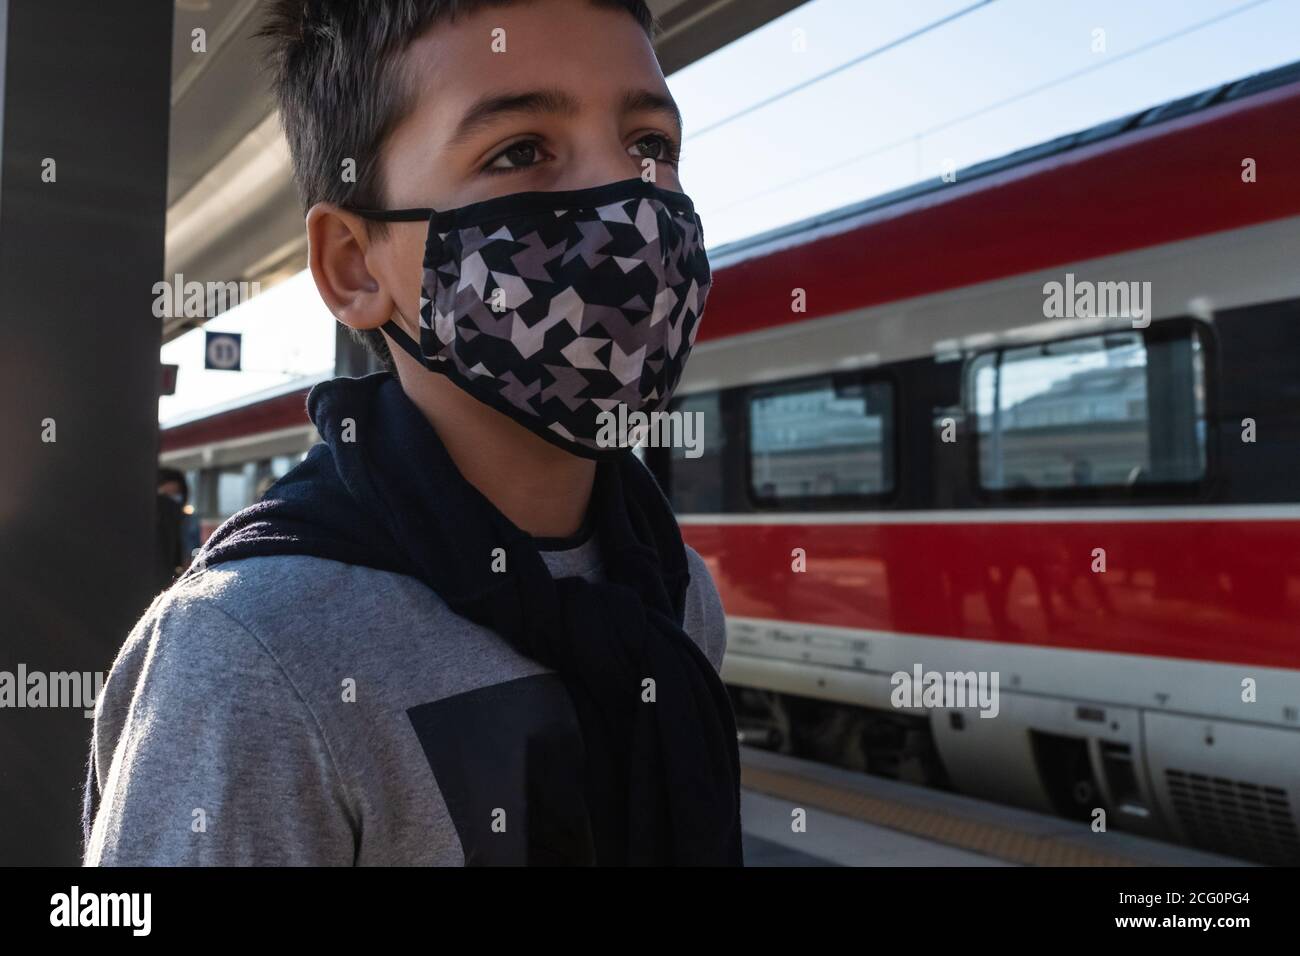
[160,59,1300,865]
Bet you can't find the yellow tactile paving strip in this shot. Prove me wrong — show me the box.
[741,764,1155,867]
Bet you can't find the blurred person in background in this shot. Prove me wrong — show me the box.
[152,471,184,593]
[157,467,201,571]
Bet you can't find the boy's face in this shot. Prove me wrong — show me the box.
[361,0,684,346]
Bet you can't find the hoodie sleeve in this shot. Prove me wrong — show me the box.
[84,588,357,866]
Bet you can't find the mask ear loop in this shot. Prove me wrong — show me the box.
[379,316,427,365]
[340,204,438,363]
[341,206,433,222]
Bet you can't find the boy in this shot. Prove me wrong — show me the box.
[83,0,742,866]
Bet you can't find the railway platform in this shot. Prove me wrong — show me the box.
[739,747,1249,867]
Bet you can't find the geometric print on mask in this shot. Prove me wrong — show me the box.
[414,179,711,457]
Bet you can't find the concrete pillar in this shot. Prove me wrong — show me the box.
[0,0,173,865]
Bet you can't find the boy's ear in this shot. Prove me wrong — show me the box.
[305,202,392,334]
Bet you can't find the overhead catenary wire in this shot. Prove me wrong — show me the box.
[688,0,1001,141]
[701,0,1276,218]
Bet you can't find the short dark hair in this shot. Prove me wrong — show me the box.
[258,0,659,373]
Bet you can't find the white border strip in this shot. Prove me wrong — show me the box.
[679,504,1300,525]
[159,423,318,464]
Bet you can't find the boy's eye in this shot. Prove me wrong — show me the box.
[629,134,680,165]
[484,140,543,172]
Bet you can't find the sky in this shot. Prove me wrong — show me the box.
[159,0,1300,425]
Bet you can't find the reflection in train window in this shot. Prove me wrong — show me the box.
[253,454,302,500]
[215,464,256,519]
[748,377,894,501]
[668,391,727,512]
[970,328,1207,491]
[201,452,310,521]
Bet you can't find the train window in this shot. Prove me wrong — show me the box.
[252,454,302,500]
[666,391,728,512]
[969,326,1207,494]
[748,376,894,503]
[215,463,257,519]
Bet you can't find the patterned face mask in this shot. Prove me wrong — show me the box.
[346,178,711,459]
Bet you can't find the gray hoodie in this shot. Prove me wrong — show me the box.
[83,533,726,865]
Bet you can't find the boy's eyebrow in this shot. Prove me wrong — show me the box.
[447,88,581,148]
[445,86,684,149]
[619,88,684,137]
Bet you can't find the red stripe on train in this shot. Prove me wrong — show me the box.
[698,84,1300,343]
[683,520,1300,669]
[161,386,312,452]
